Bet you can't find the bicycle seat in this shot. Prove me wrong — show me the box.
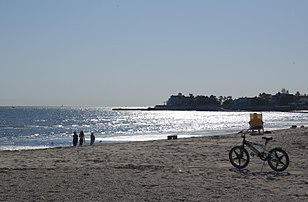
[262,136,273,141]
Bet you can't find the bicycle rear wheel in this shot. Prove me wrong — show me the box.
[267,148,289,171]
[229,146,250,169]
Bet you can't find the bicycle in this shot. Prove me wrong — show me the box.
[229,129,289,172]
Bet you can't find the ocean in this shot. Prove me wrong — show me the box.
[0,106,307,150]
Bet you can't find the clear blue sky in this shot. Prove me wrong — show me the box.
[1,0,307,106]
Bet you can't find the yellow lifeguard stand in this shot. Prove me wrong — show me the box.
[249,113,264,135]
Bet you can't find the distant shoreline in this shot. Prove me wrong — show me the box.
[112,92,308,112]
[112,106,308,112]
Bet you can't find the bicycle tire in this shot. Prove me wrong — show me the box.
[229,146,250,169]
[267,147,289,171]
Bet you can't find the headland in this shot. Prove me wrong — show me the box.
[113,91,308,111]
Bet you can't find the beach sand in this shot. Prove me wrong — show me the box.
[0,128,308,202]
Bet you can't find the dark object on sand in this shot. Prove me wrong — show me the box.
[167,135,177,140]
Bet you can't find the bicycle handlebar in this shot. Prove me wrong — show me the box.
[237,129,249,134]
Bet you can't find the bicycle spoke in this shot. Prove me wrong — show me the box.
[275,152,286,166]
[238,156,247,166]
[278,155,287,167]
[237,150,245,166]
[275,151,280,159]
[275,152,280,166]
[278,155,284,163]
[275,159,280,169]
[233,157,239,163]
[234,150,239,157]
[233,155,241,165]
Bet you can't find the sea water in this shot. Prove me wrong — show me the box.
[0,106,307,150]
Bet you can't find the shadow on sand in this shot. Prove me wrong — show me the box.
[230,168,290,179]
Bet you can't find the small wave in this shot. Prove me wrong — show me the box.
[53,125,64,128]
[34,119,47,123]
[0,125,25,129]
[0,145,51,151]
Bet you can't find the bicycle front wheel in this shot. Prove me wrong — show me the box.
[229,146,250,169]
[267,148,289,171]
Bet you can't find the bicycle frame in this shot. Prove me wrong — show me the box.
[240,133,269,160]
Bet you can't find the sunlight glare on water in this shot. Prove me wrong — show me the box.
[1,107,308,149]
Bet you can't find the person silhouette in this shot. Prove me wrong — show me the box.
[79,131,85,146]
[90,132,95,145]
[72,131,78,146]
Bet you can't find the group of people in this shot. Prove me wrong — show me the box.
[72,131,95,146]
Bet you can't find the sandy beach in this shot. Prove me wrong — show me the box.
[0,127,308,202]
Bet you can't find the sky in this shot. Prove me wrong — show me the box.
[0,0,307,107]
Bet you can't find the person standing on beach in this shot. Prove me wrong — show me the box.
[90,132,95,145]
[79,131,85,146]
[72,131,78,146]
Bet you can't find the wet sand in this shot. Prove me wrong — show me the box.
[0,128,308,201]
